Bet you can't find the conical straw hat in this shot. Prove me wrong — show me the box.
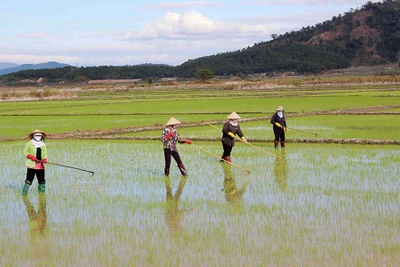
[28,129,47,139]
[277,106,284,111]
[227,112,241,119]
[165,117,181,126]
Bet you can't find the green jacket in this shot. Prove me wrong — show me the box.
[23,141,48,168]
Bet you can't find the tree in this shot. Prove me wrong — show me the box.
[197,69,213,81]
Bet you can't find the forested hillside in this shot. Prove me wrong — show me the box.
[1,0,399,84]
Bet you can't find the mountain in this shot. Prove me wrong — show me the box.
[0,62,19,70]
[0,61,70,76]
[175,0,400,77]
[1,0,399,82]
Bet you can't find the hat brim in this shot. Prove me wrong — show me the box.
[28,130,47,139]
[165,117,181,126]
[227,112,241,119]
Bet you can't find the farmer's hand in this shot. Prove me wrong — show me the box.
[241,136,247,143]
[184,139,192,145]
[166,132,174,139]
[27,154,37,162]
[228,132,235,138]
[285,127,288,132]
[275,122,282,128]
[42,158,48,164]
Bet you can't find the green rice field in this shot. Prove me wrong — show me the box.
[0,80,399,266]
[0,141,399,266]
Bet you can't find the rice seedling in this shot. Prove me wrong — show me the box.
[1,140,398,266]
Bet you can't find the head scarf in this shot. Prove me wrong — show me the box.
[30,133,45,148]
[229,119,238,126]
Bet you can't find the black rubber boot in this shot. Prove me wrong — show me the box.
[164,168,170,176]
[281,141,285,148]
[178,164,187,176]
[219,155,226,162]
[274,140,279,148]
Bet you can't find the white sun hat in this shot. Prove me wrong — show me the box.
[227,112,241,119]
[277,106,284,111]
[165,117,181,126]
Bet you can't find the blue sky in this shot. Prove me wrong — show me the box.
[0,0,381,66]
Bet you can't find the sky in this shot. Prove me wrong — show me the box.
[0,0,382,67]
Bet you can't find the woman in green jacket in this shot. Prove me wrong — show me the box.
[22,129,48,195]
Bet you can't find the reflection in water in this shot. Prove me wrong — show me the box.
[222,164,248,213]
[165,175,189,232]
[22,193,49,263]
[274,149,288,191]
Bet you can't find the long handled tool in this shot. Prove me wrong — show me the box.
[287,127,317,137]
[240,140,286,161]
[190,143,250,174]
[205,122,286,161]
[47,162,95,176]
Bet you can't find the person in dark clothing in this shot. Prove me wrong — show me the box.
[222,164,248,213]
[270,106,288,148]
[161,117,192,176]
[220,112,247,163]
[165,174,189,232]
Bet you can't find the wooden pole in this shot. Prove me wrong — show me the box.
[190,143,250,174]
[205,122,286,161]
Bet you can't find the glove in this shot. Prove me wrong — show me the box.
[275,122,282,128]
[285,127,288,132]
[228,132,235,138]
[42,158,48,164]
[184,140,192,145]
[241,136,247,143]
[166,132,174,139]
[27,154,37,161]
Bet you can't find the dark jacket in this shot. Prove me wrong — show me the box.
[221,121,244,147]
[270,112,287,129]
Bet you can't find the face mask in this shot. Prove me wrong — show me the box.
[277,111,283,118]
[33,134,42,141]
[229,120,238,126]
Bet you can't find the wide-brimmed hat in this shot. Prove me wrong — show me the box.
[28,129,47,139]
[227,112,241,119]
[276,106,284,111]
[165,117,181,126]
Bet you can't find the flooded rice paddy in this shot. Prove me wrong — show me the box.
[0,140,399,266]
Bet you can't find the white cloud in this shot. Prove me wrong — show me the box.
[175,11,217,35]
[127,11,273,41]
[128,11,219,40]
[132,12,181,39]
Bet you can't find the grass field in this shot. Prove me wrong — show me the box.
[0,79,399,266]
